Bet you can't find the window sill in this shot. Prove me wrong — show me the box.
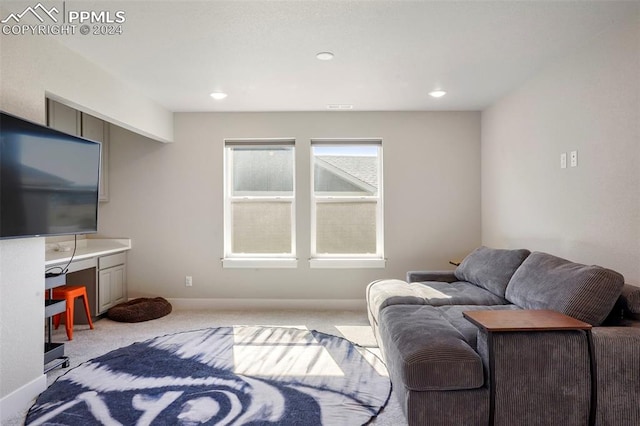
[222,258,298,269]
[309,258,386,269]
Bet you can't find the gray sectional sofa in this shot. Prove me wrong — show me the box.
[367,246,640,426]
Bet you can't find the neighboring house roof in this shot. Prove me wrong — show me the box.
[19,165,73,188]
[316,156,378,193]
[232,150,378,194]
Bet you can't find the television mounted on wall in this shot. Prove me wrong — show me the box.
[0,111,100,239]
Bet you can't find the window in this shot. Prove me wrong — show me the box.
[310,139,384,268]
[223,139,296,268]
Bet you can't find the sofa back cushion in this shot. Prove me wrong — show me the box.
[505,252,624,325]
[454,246,531,297]
[605,284,640,324]
[618,284,640,320]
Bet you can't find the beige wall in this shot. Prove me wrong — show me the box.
[481,19,640,284]
[99,112,482,300]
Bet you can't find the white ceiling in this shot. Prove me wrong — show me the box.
[54,1,638,112]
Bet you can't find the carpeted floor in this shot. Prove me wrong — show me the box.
[7,308,407,425]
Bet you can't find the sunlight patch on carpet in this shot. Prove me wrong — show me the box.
[335,325,378,347]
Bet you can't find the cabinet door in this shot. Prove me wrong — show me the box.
[111,265,126,305]
[81,113,109,202]
[98,265,127,314]
[47,99,81,135]
[98,269,112,314]
[47,99,110,202]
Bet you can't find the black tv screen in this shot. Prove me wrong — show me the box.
[0,111,100,239]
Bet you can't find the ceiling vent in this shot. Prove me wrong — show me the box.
[326,104,353,110]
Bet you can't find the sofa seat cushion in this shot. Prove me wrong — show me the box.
[436,304,522,349]
[378,305,485,391]
[455,246,531,297]
[367,279,509,325]
[505,252,625,325]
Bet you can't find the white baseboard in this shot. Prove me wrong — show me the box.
[166,298,366,311]
[0,374,46,423]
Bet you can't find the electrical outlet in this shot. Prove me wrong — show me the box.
[570,150,578,167]
[185,276,193,287]
[560,153,567,169]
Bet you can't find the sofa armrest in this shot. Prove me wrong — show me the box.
[406,270,457,283]
[592,327,640,426]
[476,329,591,426]
[466,310,592,426]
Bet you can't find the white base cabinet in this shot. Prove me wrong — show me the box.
[97,253,127,314]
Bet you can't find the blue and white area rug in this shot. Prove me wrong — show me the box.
[26,326,391,425]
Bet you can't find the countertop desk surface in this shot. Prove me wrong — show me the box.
[45,238,131,266]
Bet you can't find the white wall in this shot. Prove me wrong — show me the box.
[0,33,173,143]
[0,33,172,418]
[481,18,640,284]
[0,239,45,420]
[99,112,481,301]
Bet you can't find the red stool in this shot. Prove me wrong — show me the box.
[52,285,94,340]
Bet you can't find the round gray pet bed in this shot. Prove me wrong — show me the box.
[107,297,172,323]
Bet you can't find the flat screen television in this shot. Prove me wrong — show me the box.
[0,111,100,239]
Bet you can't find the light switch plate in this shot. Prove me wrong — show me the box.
[570,150,578,167]
[560,153,567,169]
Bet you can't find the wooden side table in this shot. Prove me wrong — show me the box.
[463,310,595,426]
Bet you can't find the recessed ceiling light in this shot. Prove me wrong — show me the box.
[429,90,447,98]
[210,92,228,100]
[316,52,334,61]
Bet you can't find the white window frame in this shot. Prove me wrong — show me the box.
[222,138,297,268]
[310,138,385,269]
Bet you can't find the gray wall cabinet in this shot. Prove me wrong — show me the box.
[47,99,110,202]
